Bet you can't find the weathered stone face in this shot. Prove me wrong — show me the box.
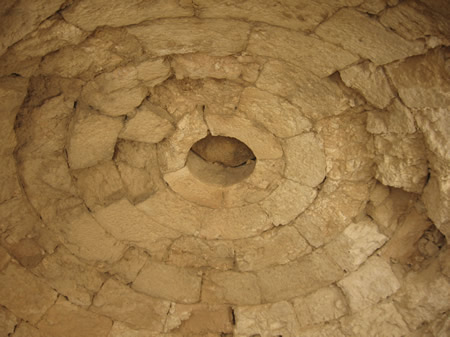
[0,2,448,336]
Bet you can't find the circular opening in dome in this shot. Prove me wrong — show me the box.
[187,134,256,186]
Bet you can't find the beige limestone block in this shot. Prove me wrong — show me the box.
[256,250,344,302]
[0,306,17,337]
[8,238,43,268]
[384,49,450,109]
[6,18,87,60]
[340,61,395,109]
[102,247,148,283]
[248,25,358,78]
[12,322,41,337]
[67,105,123,170]
[394,261,450,329]
[381,209,432,263]
[0,263,57,324]
[367,99,416,135]
[0,155,21,204]
[374,133,428,193]
[324,219,388,272]
[338,256,400,312]
[32,246,106,307]
[296,322,346,337]
[238,87,312,138]
[358,0,386,14]
[202,271,261,305]
[63,0,193,31]
[294,180,371,247]
[167,304,233,335]
[168,236,234,270]
[206,114,283,160]
[293,286,348,328]
[73,161,125,210]
[235,226,311,272]
[195,0,352,31]
[94,199,179,251]
[0,0,65,56]
[422,176,450,238]
[16,95,73,159]
[38,297,112,337]
[0,55,40,78]
[256,60,351,121]
[158,107,208,173]
[137,189,203,235]
[136,58,172,88]
[115,139,157,169]
[127,18,250,57]
[0,76,29,156]
[199,204,272,240]
[380,1,450,44]
[117,162,155,203]
[38,27,141,80]
[92,279,170,331]
[259,180,317,226]
[54,207,126,264]
[340,302,410,337]
[119,102,174,144]
[234,301,301,337]
[283,133,327,187]
[316,113,374,181]
[439,248,450,279]
[172,53,246,81]
[81,65,147,117]
[316,8,425,65]
[133,260,202,304]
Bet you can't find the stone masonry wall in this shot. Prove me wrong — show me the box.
[0,0,449,336]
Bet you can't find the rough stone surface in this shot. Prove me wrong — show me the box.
[238,87,311,138]
[316,8,425,65]
[283,133,327,187]
[324,219,388,272]
[234,301,301,337]
[340,61,395,109]
[67,105,123,170]
[133,260,202,304]
[0,306,17,337]
[37,297,112,337]
[202,271,261,305]
[248,25,358,78]
[127,18,250,57]
[338,257,401,312]
[0,263,57,324]
[256,250,344,302]
[293,286,348,327]
[92,279,170,331]
[235,226,311,271]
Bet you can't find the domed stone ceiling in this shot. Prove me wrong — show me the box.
[0,0,449,336]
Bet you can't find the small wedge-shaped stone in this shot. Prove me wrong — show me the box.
[316,8,425,65]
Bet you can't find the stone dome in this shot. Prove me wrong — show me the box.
[0,0,449,336]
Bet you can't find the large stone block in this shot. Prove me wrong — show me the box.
[256,250,343,302]
[0,263,57,324]
[293,286,348,328]
[32,246,106,307]
[67,104,123,170]
[63,0,193,31]
[338,256,400,312]
[235,226,311,271]
[202,271,261,305]
[238,87,311,138]
[234,301,301,337]
[37,297,112,337]
[316,8,425,65]
[0,306,17,337]
[248,25,358,77]
[92,279,170,331]
[133,260,202,304]
[127,18,250,57]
